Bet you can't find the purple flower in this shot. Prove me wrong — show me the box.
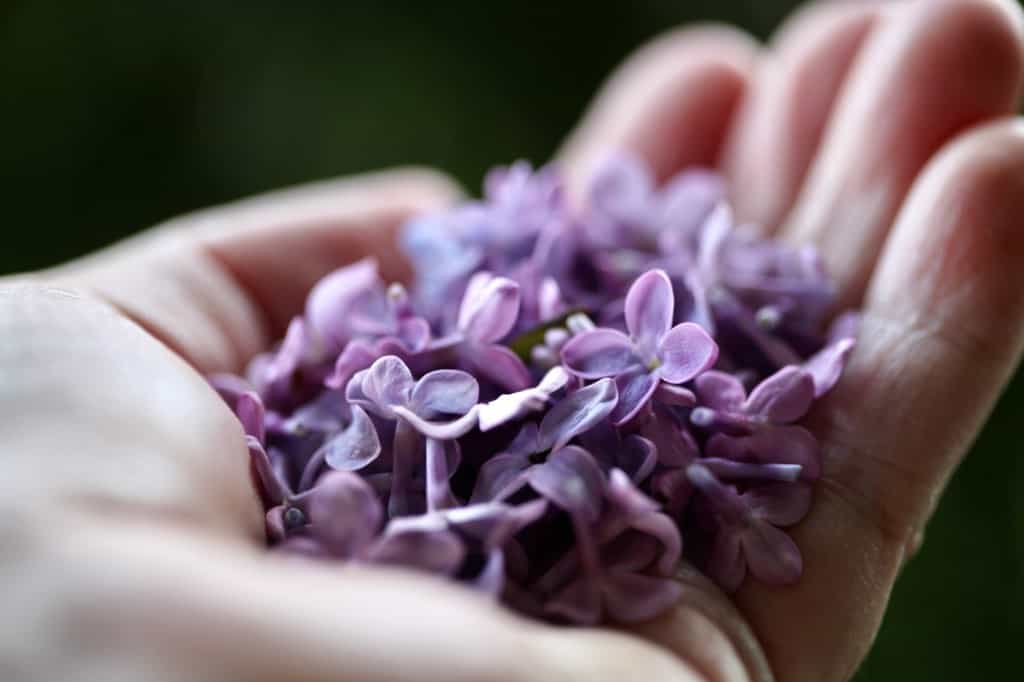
[585,152,723,252]
[692,366,821,480]
[211,152,859,623]
[347,355,479,514]
[429,272,532,392]
[686,462,810,592]
[562,269,718,423]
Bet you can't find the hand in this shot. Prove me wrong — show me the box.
[2,2,1022,681]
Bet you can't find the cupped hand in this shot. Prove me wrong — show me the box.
[3,1,1023,680]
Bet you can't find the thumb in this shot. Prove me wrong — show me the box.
[34,168,461,373]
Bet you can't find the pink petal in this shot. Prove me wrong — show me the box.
[803,337,856,398]
[307,471,383,558]
[744,483,813,527]
[741,523,802,586]
[587,152,654,223]
[694,370,746,410]
[560,328,639,379]
[325,340,378,390]
[707,528,746,593]
[538,378,618,452]
[528,446,606,523]
[469,452,532,503]
[411,369,479,418]
[318,405,381,472]
[236,391,265,443]
[361,355,415,412]
[305,258,381,348]
[610,370,658,426]
[457,273,521,344]
[653,383,696,407]
[468,344,532,392]
[657,322,718,384]
[625,269,675,351]
[744,366,815,423]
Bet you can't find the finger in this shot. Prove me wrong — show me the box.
[28,517,702,682]
[737,118,1024,682]
[40,168,461,372]
[783,0,1024,306]
[558,25,756,194]
[0,285,262,541]
[720,1,881,230]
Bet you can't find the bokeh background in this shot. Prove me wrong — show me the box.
[1,1,1019,678]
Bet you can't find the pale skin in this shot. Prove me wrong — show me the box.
[2,0,1022,679]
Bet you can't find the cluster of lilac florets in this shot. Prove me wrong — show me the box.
[212,154,856,625]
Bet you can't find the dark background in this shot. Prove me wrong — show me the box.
[1,1,1019,679]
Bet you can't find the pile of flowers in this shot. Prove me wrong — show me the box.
[211,154,856,624]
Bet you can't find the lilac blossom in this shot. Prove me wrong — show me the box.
[211,153,858,625]
[561,269,718,423]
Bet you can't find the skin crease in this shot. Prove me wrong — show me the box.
[1,0,1023,680]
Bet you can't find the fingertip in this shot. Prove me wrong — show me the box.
[721,0,880,228]
[559,24,757,194]
[871,116,1024,337]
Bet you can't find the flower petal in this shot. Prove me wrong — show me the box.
[617,435,658,483]
[325,340,379,391]
[236,391,265,443]
[653,383,696,407]
[640,407,699,468]
[411,369,479,418]
[741,522,802,586]
[527,446,606,523]
[706,426,821,480]
[656,322,718,384]
[247,436,288,505]
[587,152,654,227]
[468,344,533,392]
[469,452,532,503]
[656,169,725,240]
[744,483,812,527]
[307,471,383,558]
[625,269,675,352]
[610,369,658,426]
[743,366,815,423]
[803,337,855,398]
[305,258,381,349]
[457,272,521,343]
[396,317,432,352]
[360,355,415,413]
[318,405,381,472]
[694,370,746,411]
[560,328,639,379]
[538,378,618,452]
[707,527,745,593]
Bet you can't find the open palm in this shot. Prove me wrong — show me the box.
[2,2,1022,681]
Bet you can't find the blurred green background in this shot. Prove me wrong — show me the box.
[1,1,1019,678]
